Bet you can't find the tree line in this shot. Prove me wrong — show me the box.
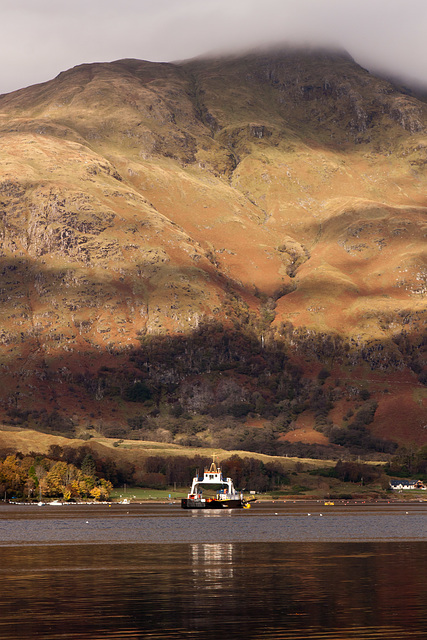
[0,450,112,501]
[3,443,422,500]
[0,446,293,497]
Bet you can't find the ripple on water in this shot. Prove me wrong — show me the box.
[0,503,426,545]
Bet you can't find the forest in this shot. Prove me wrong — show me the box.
[0,450,113,501]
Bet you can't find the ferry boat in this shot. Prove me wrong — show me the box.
[181,459,253,509]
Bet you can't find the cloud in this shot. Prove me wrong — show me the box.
[0,0,426,94]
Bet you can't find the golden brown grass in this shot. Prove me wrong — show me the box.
[0,425,335,471]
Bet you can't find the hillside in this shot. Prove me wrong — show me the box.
[0,47,425,456]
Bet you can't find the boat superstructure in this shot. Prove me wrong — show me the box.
[181,459,251,509]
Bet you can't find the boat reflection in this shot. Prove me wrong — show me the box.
[190,508,238,518]
[191,543,234,588]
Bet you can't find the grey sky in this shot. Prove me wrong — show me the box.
[1,0,426,94]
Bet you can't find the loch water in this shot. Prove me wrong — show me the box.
[0,501,426,639]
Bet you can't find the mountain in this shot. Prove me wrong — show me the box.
[0,47,426,456]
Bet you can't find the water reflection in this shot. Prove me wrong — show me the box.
[0,503,427,639]
[1,542,426,639]
[191,543,234,587]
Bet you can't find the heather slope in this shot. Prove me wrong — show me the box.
[0,48,425,452]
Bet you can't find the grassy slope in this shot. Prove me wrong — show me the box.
[0,424,332,469]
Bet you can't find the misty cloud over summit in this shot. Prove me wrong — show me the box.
[1,0,426,94]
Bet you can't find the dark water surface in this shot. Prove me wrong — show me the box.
[0,501,426,639]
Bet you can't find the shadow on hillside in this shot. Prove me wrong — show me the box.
[0,254,425,456]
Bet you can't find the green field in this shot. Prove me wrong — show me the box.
[110,487,187,501]
[108,482,413,503]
